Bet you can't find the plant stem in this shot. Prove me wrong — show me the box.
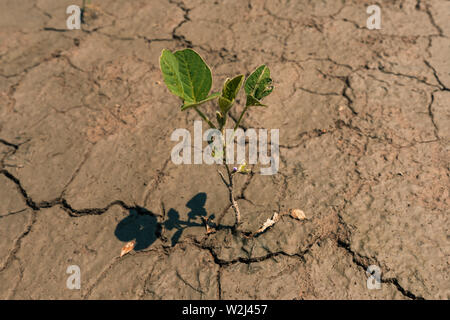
[194,106,216,129]
[219,164,241,230]
[233,105,249,131]
[215,101,243,231]
[218,105,246,230]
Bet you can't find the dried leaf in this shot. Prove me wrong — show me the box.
[290,209,306,220]
[255,212,280,234]
[202,217,216,234]
[120,240,136,257]
[206,224,216,234]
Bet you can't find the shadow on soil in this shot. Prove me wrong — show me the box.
[114,192,222,250]
[114,206,161,251]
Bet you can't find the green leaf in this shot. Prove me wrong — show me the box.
[222,75,244,101]
[181,92,220,111]
[245,95,265,107]
[160,48,214,107]
[160,49,184,99]
[219,74,244,114]
[218,96,232,113]
[244,65,273,107]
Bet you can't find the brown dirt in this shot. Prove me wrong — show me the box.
[0,0,449,299]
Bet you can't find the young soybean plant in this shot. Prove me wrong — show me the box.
[159,48,273,232]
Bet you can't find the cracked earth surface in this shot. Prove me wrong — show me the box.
[0,0,449,300]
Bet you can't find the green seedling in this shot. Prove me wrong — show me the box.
[160,48,273,231]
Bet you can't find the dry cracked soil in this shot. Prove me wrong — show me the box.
[0,0,449,300]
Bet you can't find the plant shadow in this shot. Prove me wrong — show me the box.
[165,192,220,246]
[114,193,231,250]
[114,207,161,251]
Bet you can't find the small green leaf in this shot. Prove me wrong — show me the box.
[244,65,273,106]
[160,48,215,107]
[219,75,244,114]
[218,96,232,113]
[181,92,220,111]
[245,95,265,107]
[222,75,244,101]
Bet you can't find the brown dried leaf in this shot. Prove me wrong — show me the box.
[290,209,306,220]
[206,224,216,234]
[120,240,136,257]
[202,217,216,234]
[255,212,280,234]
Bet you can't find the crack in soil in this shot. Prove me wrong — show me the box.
[0,210,36,274]
[336,239,424,300]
